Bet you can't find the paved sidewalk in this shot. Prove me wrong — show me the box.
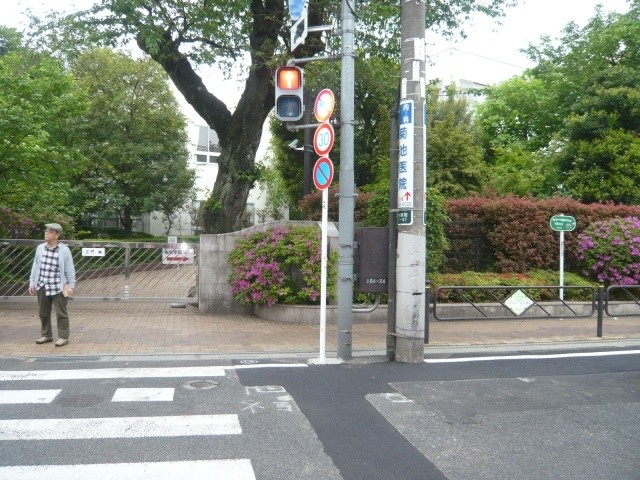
[1,301,639,359]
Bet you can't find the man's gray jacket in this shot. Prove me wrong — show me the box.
[29,243,77,292]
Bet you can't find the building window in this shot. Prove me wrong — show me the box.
[209,155,219,164]
[197,126,221,153]
[196,154,207,163]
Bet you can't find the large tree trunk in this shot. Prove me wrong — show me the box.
[122,205,133,236]
[136,2,326,233]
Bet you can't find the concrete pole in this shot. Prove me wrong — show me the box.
[395,0,426,362]
[303,91,313,196]
[337,0,355,359]
[387,101,399,362]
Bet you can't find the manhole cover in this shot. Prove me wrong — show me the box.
[183,380,219,390]
[55,394,105,408]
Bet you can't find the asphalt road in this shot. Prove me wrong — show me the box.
[1,347,638,479]
[237,348,640,480]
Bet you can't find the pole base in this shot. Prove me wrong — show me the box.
[395,337,424,363]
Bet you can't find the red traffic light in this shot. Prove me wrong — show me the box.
[276,66,302,90]
[275,66,304,121]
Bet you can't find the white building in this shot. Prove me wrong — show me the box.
[144,122,271,236]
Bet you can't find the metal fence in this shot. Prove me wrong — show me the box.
[0,239,198,303]
[606,285,640,317]
[424,284,640,342]
[443,220,494,273]
[431,285,597,321]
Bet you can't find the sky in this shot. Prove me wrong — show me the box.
[3,0,633,120]
[426,0,631,86]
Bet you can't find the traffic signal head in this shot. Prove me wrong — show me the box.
[275,66,303,121]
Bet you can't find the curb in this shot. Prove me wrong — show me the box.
[3,338,639,364]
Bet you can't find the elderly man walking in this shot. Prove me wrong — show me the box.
[28,223,76,347]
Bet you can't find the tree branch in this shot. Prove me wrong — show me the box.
[136,30,233,145]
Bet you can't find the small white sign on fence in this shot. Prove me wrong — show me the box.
[162,248,195,265]
[81,248,105,257]
[504,289,534,316]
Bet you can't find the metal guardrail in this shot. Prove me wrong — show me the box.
[426,284,640,342]
[605,285,640,317]
[432,285,596,321]
[0,239,198,304]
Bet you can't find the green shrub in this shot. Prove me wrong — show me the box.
[0,208,74,239]
[577,216,640,285]
[447,196,640,273]
[358,184,449,274]
[430,270,595,303]
[75,227,156,240]
[298,184,371,222]
[228,225,336,306]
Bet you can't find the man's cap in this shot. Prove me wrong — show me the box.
[45,223,63,233]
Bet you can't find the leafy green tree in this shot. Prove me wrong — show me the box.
[70,49,194,235]
[0,26,22,56]
[32,0,518,233]
[530,3,640,203]
[477,2,640,202]
[0,34,87,224]
[427,84,486,197]
[272,66,487,207]
[475,75,561,156]
[269,56,399,210]
[484,143,559,197]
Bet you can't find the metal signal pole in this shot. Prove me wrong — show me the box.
[395,0,426,362]
[337,0,356,359]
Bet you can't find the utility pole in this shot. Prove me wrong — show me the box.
[387,100,399,362]
[395,0,426,362]
[303,91,313,196]
[337,0,355,359]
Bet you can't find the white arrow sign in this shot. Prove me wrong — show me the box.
[291,3,308,50]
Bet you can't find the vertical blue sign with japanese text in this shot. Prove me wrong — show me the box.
[398,100,414,224]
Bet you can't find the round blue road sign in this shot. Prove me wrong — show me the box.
[313,157,334,191]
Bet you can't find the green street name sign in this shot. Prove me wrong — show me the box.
[550,214,576,232]
[397,210,412,225]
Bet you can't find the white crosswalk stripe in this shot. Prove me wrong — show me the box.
[0,389,60,404]
[0,365,263,479]
[0,363,307,382]
[111,387,175,402]
[0,459,257,480]
[0,414,242,440]
[0,366,227,381]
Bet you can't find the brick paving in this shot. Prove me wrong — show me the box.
[0,301,639,358]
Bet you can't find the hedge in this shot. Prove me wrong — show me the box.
[447,197,640,273]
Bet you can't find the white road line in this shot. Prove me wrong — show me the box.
[0,414,241,440]
[0,459,256,480]
[424,349,640,363]
[0,363,307,382]
[0,366,226,381]
[111,388,175,402]
[0,390,61,404]
[233,363,308,370]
